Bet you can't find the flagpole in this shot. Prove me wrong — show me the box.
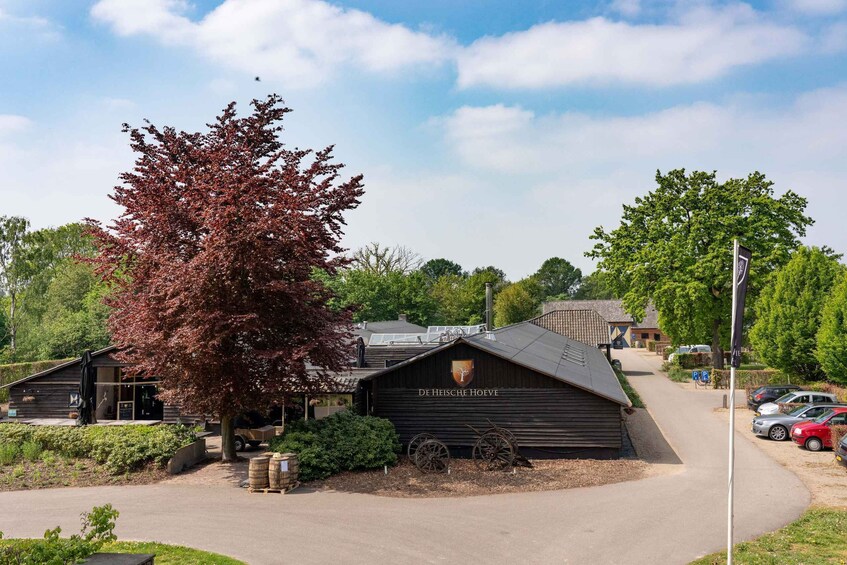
[727,239,739,565]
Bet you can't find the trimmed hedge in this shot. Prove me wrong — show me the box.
[715,369,786,391]
[0,424,195,474]
[268,411,400,481]
[831,425,847,449]
[672,353,712,369]
[0,359,72,402]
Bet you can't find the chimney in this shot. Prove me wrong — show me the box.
[398,314,407,322]
[362,321,368,329]
[485,282,493,330]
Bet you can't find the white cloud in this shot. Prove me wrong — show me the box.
[91,0,454,87]
[441,86,847,173]
[787,0,847,15]
[456,4,807,88]
[0,114,31,135]
[609,0,642,17]
[433,86,847,271]
[821,21,847,53]
[0,6,61,41]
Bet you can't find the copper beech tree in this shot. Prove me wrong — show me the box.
[88,95,364,460]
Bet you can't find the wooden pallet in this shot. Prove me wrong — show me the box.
[248,482,300,494]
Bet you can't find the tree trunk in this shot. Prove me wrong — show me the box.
[220,414,237,462]
[712,318,724,369]
[8,291,15,353]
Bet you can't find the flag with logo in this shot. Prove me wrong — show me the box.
[730,244,752,369]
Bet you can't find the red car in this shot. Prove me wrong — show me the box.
[791,407,847,451]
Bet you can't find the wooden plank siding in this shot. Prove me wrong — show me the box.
[7,352,192,423]
[363,345,436,369]
[370,343,623,453]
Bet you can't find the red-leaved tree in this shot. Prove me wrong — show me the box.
[87,95,364,460]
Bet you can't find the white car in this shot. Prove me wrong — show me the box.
[668,344,712,363]
[756,391,838,415]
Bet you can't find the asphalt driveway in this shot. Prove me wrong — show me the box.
[0,349,809,565]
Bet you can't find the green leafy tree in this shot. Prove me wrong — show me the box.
[533,257,582,299]
[750,247,844,380]
[0,216,32,354]
[429,274,468,325]
[816,274,847,384]
[574,270,619,300]
[25,261,111,359]
[421,258,464,281]
[327,269,436,325]
[494,278,542,327]
[462,267,507,324]
[588,170,812,368]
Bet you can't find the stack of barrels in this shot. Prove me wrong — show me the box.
[248,452,300,492]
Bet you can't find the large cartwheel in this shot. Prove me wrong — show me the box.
[472,430,515,471]
[407,432,437,459]
[413,439,450,474]
[468,421,532,471]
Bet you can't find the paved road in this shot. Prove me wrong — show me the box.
[0,350,809,565]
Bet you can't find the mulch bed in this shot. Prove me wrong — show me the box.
[308,457,649,498]
[0,458,169,491]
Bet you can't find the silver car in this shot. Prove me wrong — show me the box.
[751,404,846,441]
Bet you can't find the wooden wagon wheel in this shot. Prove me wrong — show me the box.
[472,431,515,471]
[483,424,517,445]
[414,439,450,474]
[407,433,436,460]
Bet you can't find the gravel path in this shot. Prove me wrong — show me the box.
[0,349,809,565]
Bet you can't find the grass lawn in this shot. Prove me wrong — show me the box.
[0,540,246,565]
[101,541,246,564]
[690,508,847,564]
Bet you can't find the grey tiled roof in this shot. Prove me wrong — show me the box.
[365,322,631,407]
[542,299,660,328]
[530,309,611,346]
[353,319,427,343]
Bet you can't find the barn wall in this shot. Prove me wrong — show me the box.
[8,354,188,422]
[371,343,622,452]
[9,365,81,419]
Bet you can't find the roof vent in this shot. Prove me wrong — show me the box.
[484,331,497,341]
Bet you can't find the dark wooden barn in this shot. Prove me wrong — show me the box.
[361,322,631,459]
[3,347,198,424]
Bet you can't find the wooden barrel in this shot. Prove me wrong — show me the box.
[268,453,283,489]
[248,456,270,490]
[278,452,300,488]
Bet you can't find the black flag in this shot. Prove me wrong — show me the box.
[730,244,752,368]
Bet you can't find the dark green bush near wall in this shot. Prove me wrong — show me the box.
[268,411,400,481]
[0,424,196,474]
[0,358,73,402]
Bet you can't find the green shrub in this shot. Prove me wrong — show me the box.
[268,411,400,481]
[614,369,645,409]
[0,424,195,474]
[0,504,119,564]
[0,424,34,445]
[21,440,42,462]
[0,443,19,466]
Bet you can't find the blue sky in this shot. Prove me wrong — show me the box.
[1,0,846,279]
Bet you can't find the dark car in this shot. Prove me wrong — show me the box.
[836,435,847,468]
[747,384,801,410]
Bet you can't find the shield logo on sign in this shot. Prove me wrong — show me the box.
[452,360,474,388]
